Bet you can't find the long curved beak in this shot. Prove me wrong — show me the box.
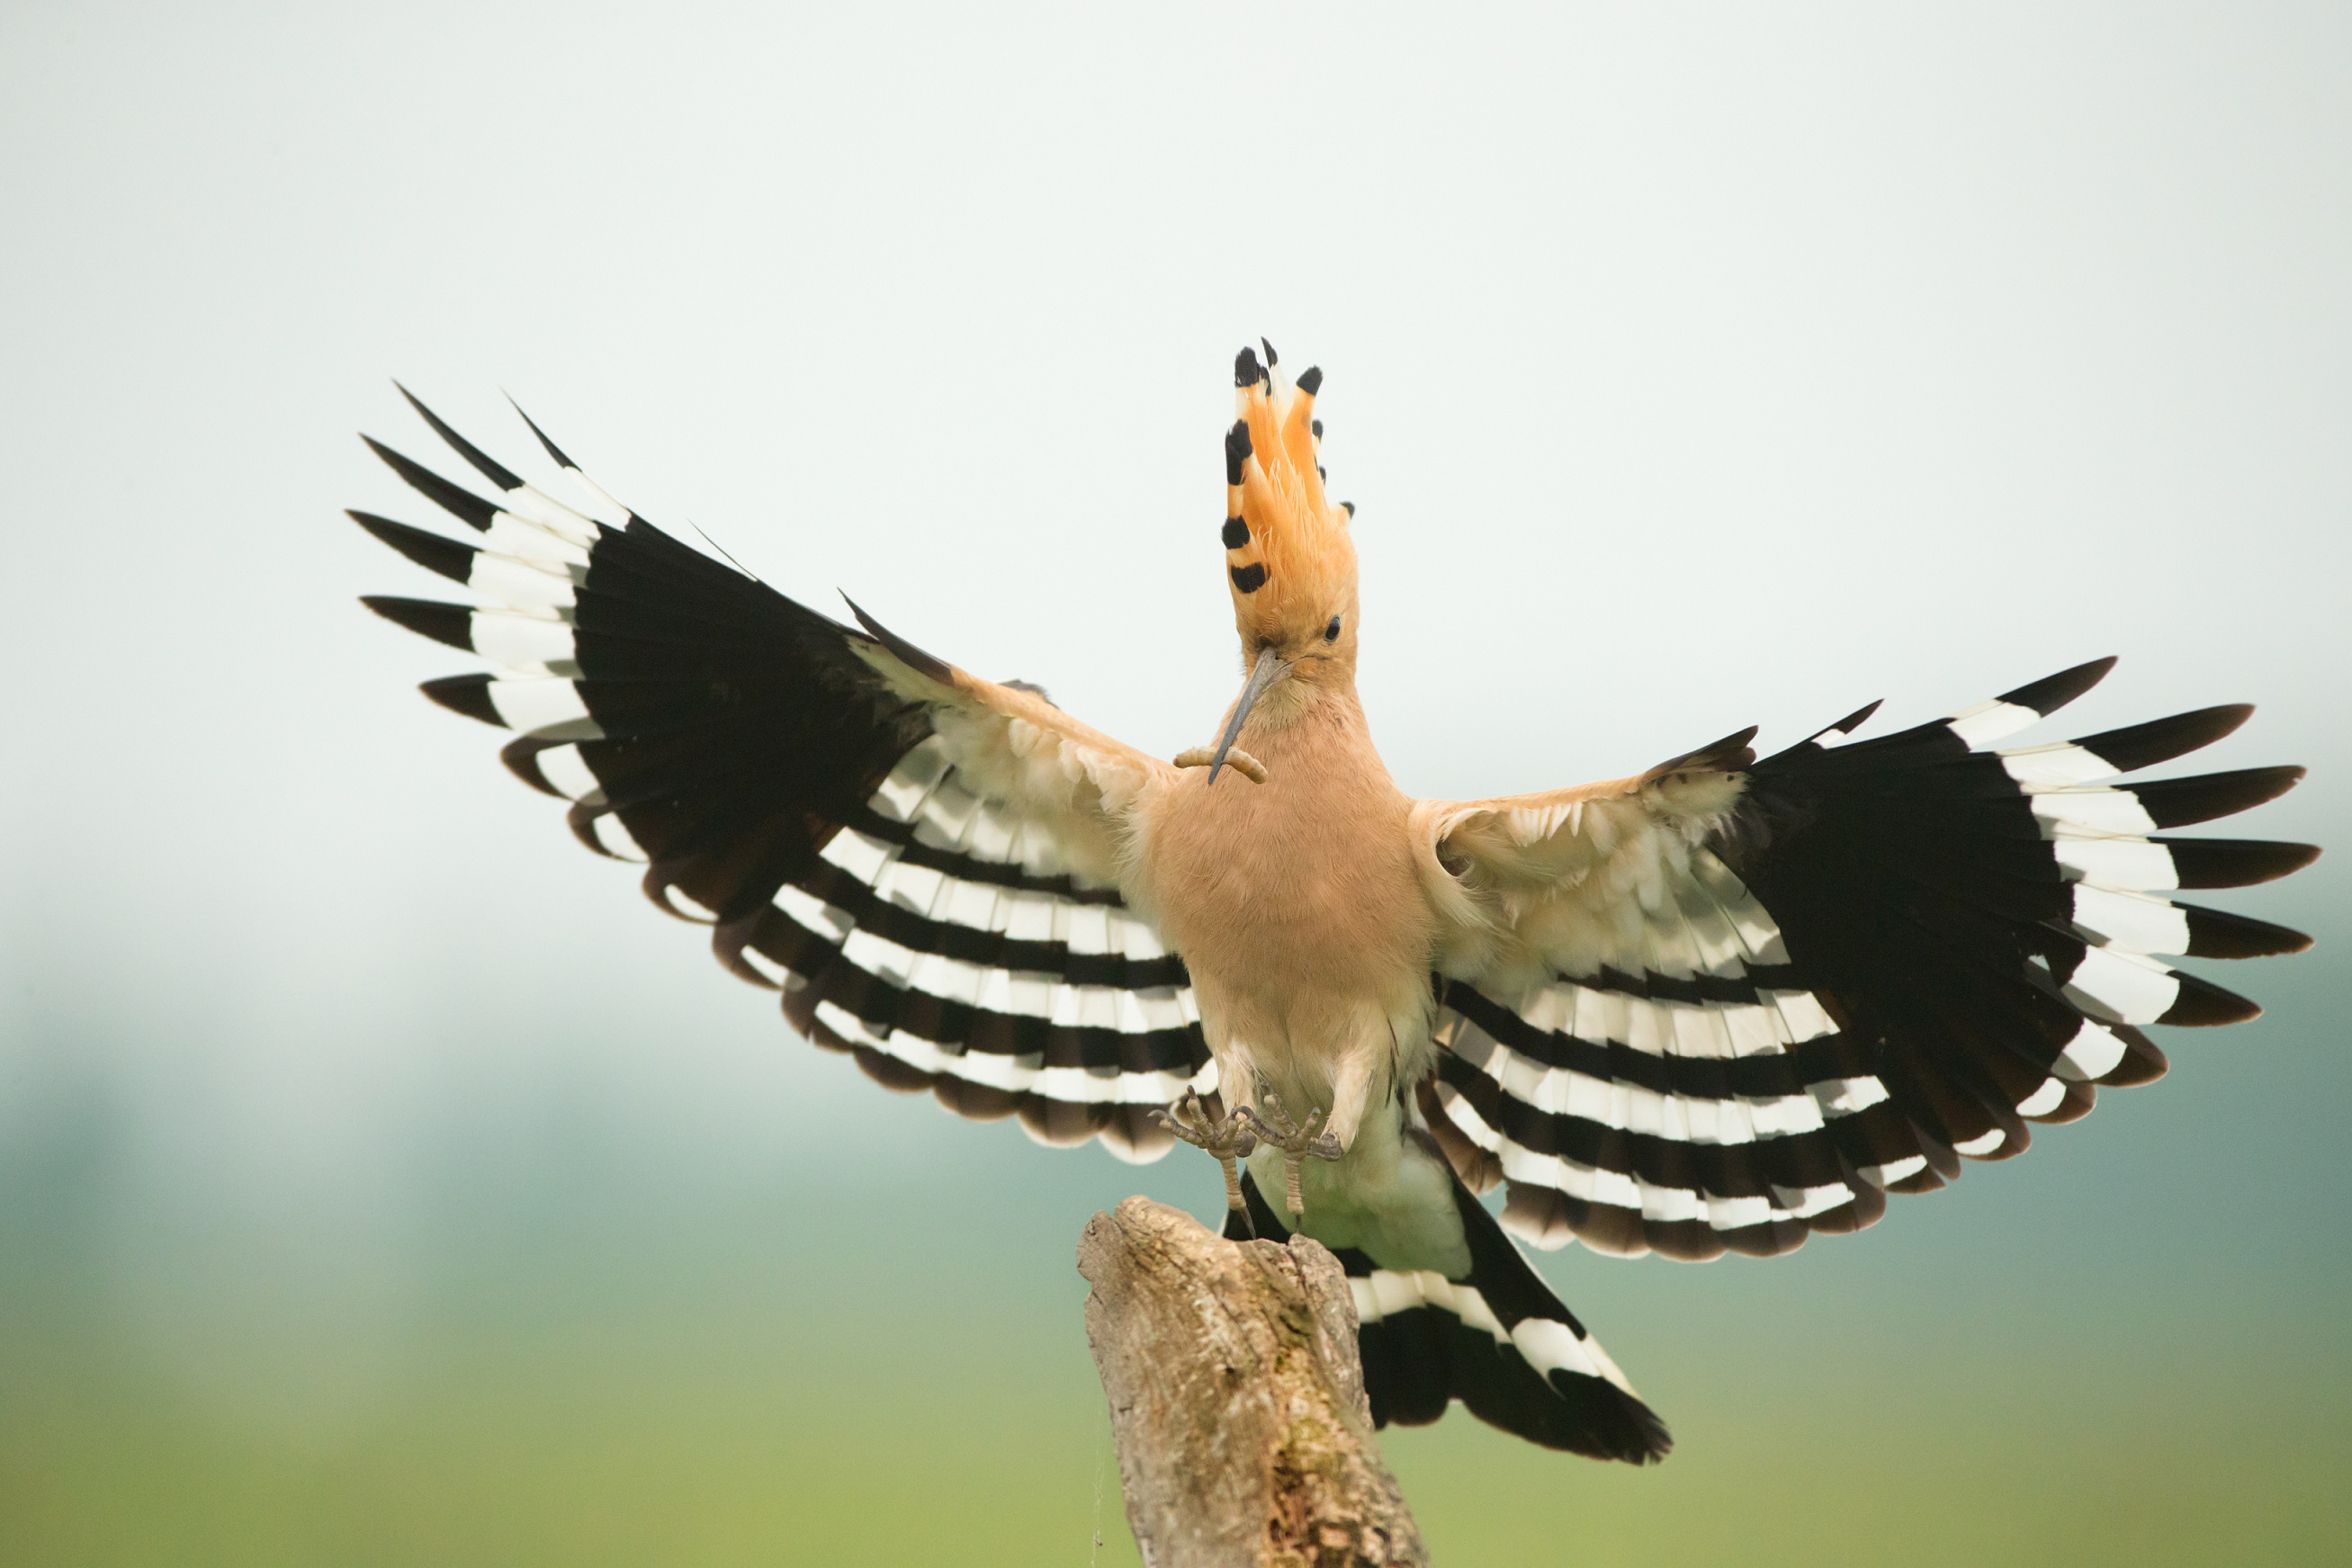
[1208,644,1288,784]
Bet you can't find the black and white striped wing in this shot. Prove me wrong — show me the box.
[1421,660,2315,1260]
[352,390,1212,1161]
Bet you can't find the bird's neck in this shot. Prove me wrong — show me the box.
[1243,671,1369,758]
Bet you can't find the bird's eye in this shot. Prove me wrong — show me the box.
[1324,616,1342,642]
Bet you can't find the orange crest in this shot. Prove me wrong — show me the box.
[1221,343,1357,653]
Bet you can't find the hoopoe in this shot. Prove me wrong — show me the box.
[352,345,2317,1464]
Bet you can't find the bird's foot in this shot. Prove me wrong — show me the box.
[1235,1087,1344,1224]
[1151,1089,1259,1237]
[1173,745,1267,784]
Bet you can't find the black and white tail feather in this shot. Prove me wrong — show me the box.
[1224,1162,1671,1464]
[355,388,1216,1162]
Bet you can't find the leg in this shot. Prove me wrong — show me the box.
[1151,1089,1261,1236]
[1236,1083,1343,1223]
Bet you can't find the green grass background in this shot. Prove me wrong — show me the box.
[5,948,2346,1565]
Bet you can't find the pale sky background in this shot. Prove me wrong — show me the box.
[3,0,2348,1504]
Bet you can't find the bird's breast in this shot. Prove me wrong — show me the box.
[1137,709,1432,1015]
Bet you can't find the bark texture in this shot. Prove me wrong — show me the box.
[1077,1196,1430,1568]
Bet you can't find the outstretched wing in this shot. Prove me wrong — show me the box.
[1416,659,2316,1260]
[352,389,1210,1161]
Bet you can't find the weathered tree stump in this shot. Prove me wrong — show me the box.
[1077,1196,1430,1568]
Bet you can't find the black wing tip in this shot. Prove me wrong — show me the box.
[359,435,498,532]
[1649,726,1759,778]
[394,381,526,493]
[840,595,956,685]
[419,673,504,728]
[2181,904,2314,959]
[1999,655,2118,716]
[346,509,477,585]
[2158,971,2265,1027]
[498,734,572,798]
[2097,1025,2169,1087]
[1836,698,1884,734]
[2135,765,2308,829]
[504,394,579,470]
[1785,698,1882,752]
[2159,836,2322,888]
[360,594,473,652]
[567,797,627,859]
[2196,702,2258,742]
[1234,345,1267,387]
[1295,364,1325,397]
[2081,703,2256,772]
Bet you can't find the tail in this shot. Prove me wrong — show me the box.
[1225,1167,1671,1464]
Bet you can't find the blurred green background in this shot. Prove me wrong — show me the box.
[4,3,2348,1563]
[7,959,2348,1564]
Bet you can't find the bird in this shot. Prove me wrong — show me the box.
[349,342,2318,1465]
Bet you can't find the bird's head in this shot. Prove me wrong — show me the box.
[1203,341,1359,780]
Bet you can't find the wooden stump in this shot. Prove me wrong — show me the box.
[1077,1196,1430,1568]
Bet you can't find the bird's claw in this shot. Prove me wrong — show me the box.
[1235,1086,1344,1223]
[1152,1089,1258,1159]
[1152,1089,1257,1233]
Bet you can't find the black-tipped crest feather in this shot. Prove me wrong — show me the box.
[1224,419,1252,485]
